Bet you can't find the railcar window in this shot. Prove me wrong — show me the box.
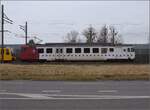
[38,48,44,53]
[46,48,52,53]
[75,48,81,53]
[123,49,126,52]
[56,49,59,53]
[66,48,72,53]
[93,48,99,53]
[84,48,90,53]
[109,48,114,52]
[60,49,63,53]
[127,48,130,52]
[131,48,134,52]
[101,48,107,54]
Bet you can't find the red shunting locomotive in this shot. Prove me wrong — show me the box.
[19,45,39,61]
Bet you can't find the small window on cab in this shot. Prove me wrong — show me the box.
[38,48,44,53]
[84,48,90,53]
[92,48,99,53]
[101,48,107,54]
[21,47,27,52]
[109,48,114,52]
[0,49,4,55]
[75,48,81,53]
[66,48,72,53]
[6,48,10,55]
[46,48,52,53]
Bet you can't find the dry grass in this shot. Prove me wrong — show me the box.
[0,63,150,80]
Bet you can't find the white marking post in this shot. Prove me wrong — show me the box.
[0,90,7,92]
[0,92,150,100]
[98,90,117,93]
[42,90,61,93]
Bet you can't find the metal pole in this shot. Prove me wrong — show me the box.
[25,21,27,45]
[112,28,115,45]
[1,5,4,63]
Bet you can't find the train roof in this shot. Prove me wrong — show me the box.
[36,43,134,47]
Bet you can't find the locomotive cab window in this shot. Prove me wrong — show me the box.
[84,48,90,53]
[92,48,99,53]
[75,48,81,53]
[101,48,107,54]
[109,48,114,52]
[21,47,27,52]
[46,48,52,53]
[0,49,4,55]
[6,49,10,55]
[66,48,72,53]
[38,48,44,53]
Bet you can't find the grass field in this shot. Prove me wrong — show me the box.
[0,63,150,80]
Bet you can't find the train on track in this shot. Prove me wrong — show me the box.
[0,47,16,62]
[19,43,135,62]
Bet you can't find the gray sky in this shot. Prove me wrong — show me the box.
[0,1,149,44]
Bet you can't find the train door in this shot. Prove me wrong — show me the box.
[55,48,64,60]
[115,47,121,59]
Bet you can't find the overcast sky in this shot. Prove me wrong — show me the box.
[0,1,149,44]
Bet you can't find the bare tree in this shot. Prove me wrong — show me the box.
[82,25,97,44]
[97,25,108,43]
[64,30,79,43]
[109,25,123,44]
[115,34,123,44]
[97,25,123,44]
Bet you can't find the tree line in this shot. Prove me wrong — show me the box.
[64,25,123,44]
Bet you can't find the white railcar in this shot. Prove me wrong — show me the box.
[36,43,135,61]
